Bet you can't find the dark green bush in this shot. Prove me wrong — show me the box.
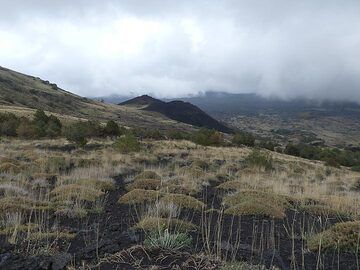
[33,109,49,137]
[193,128,223,146]
[284,144,300,156]
[258,141,276,151]
[114,135,140,153]
[104,120,122,137]
[232,132,255,147]
[63,122,89,147]
[131,128,165,140]
[46,115,62,138]
[165,129,190,140]
[0,113,20,136]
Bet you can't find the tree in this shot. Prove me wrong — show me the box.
[104,120,121,137]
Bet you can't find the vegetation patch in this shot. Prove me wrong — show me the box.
[118,189,160,204]
[144,229,192,251]
[0,162,21,174]
[125,178,162,191]
[223,190,292,219]
[245,150,273,171]
[134,170,161,181]
[27,231,76,241]
[77,178,115,191]
[0,197,51,213]
[114,134,140,153]
[307,221,360,253]
[224,200,286,219]
[51,184,104,202]
[216,180,243,191]
[160,193,205,210]
[136,217,198,232]
[300,204,348,218]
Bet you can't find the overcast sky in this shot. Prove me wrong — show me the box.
[0,0,360,101]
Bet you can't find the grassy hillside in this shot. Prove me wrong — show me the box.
[0,137,358,269]
[0,66,194,131]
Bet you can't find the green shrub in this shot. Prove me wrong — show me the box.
[0,113,20,136]
[46,115,62,138]
[193,128,223,146]
[114,135,140,153]
[104,120,122,137]
[63,122,88,147]
[166,129,190,140]
[245,149,273,171]
[232,132,255,147]
[33,109,49,137]
[284,144,300,156]
[258,141,276,151]
[144,229,192,251]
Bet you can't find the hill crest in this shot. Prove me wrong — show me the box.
[120,95,232,133]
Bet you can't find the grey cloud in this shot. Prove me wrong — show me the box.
[0,0,360,101]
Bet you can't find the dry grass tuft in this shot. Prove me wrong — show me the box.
[0,162,21,174]
[223,190,293,219]
[51,184,104,202]
[125,179,162,191]
[134,171,161,181]
[136,217,198,232]
[118,189,160,204]
[160,193,205,211]
[307,221,360,252]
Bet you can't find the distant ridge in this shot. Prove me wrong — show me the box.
[120,95,232,133]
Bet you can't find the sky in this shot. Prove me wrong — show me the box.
[0,0,360,101]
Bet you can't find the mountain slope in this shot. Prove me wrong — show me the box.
[0,67,195,132]
[120,95,232,133]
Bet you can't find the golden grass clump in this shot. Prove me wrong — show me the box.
[118,189,160,204]
[217,180,243,191]
[223,190,293,219]
[307,221,360,252]
[125,179,162,191]
[77,178,115,191]
[136,217,198,232]
[0,197,51,213]
[0,223,39,235]
[0,162,21,174]
[51,184,104,202]
[300,204,348,218]
[224,201,286,219]
[160,183,195,195]
[160,193,205,210]
[27,231,76,241]
[134,170,161,181]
